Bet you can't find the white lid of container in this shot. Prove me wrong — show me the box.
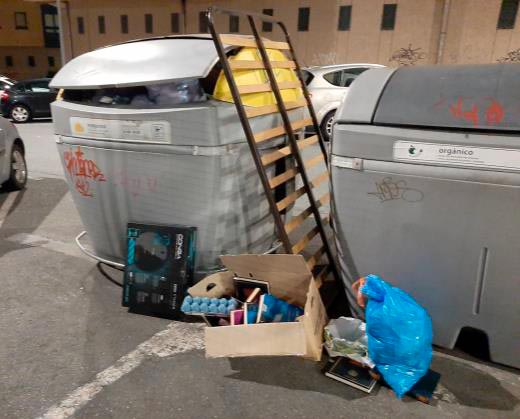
[50,35,231,89]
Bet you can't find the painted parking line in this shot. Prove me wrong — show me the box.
[7,232,87,259]
[0,191,19,228]
[38,321,205,419]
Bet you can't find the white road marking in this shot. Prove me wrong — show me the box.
[7,232,87,259]
[0,191,19,228]
[38,321,205,419]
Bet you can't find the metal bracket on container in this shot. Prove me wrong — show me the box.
[75,231,125,269]
[331,155,364,171]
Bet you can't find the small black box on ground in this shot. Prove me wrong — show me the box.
[122,223,196,319]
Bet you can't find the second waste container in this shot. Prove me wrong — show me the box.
[331,64,520,368]
[50,35,303,275]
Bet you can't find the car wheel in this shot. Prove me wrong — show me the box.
[320,110,336,142]
[3,143,28,190]
[10,104,31,123]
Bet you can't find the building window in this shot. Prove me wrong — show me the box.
[199,11,208,33]
[28,56,36,67]
[497,0,519,29]
[48,56,55,67]
[15,12,28,29]
[121,15,128,34]
[5,56,14,67]
[41,4,60,48]
[229,15,239,33]
[381,4,397,30]
[171,13,180,33]
[298,7,310,31]
[77,16,85,34]
[98,16,106,34]
[338,5,352,31]
[145,14,153,33]
[262,9,273,32]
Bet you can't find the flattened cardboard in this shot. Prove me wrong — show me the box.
[205,254,327,361]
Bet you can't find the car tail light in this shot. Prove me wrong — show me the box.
[0,92,8,103]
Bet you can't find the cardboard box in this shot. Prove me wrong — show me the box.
[205,254,328,361]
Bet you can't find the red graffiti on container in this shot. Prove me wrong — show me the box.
[113,171,158,198]
[63,146,106,197]
[448,97,505,127]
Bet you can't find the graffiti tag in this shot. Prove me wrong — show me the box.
[113,171,158,198]
[435,97,506,126]
[390,44,426,66]
[497,48,520,63]
[368,177,424,203]
[63,146,106,197]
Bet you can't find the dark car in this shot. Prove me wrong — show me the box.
[0,78,56,123]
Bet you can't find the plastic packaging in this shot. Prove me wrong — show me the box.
[323,317,374,368]
[360,274,433,398]
[257,294,304,323]
[147,79,205,105]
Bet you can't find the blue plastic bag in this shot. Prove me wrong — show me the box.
[361,274,433,398]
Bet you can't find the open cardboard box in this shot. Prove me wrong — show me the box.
[205,254,328,361]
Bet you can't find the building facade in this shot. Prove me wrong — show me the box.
[2,0,520,80]
[0,0,61,79]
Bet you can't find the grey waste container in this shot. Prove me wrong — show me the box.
[50,36,299,276]
[331,64,520,368]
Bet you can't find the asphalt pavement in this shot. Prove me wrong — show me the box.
[0,121,519,419]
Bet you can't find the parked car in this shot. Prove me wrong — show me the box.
[0,78,55,123]
[0,116,27,190]
[0,76,15,97]
[302,64,385,140]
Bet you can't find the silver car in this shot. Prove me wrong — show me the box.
[0,116,28,190]
[303,64,385,140]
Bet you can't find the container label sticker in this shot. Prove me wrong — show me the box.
[394,141,520,172]
[70,117,170,143]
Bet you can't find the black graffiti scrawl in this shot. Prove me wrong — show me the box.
[497,48,520,63]
[390,44,426,66]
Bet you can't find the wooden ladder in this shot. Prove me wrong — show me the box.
[207,7,345,303]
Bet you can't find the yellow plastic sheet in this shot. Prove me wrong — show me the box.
[213,48,303,107]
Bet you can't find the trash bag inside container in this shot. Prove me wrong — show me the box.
[62,78,206,107]
[358,274,433,399]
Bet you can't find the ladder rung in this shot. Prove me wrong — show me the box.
[285,193,330,234]
[292,225,320,254]
[219,34,290,50]
[261,145,292,166]
[269,167,298,189]
[298,135,319,150]
[307,246,325,270]
[229,60,296,70]
[245,98,307,118]
[309,171,329,189]
[285,206,312,234]
[304,153,325,169]
[254,118,312,143]
[315,265,331,286]
[238,80,301,95]
[276,185,306,212]
[261,134,322,167]
[318,192,331,206]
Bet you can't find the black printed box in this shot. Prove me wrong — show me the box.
[122,222,196,319]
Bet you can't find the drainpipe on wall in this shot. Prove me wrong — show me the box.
[65,1,74,59]
[56,0,67,65]
[436,0,451,64]
[181,0,187,33]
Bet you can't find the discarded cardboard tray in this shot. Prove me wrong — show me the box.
[205,254,328,361]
